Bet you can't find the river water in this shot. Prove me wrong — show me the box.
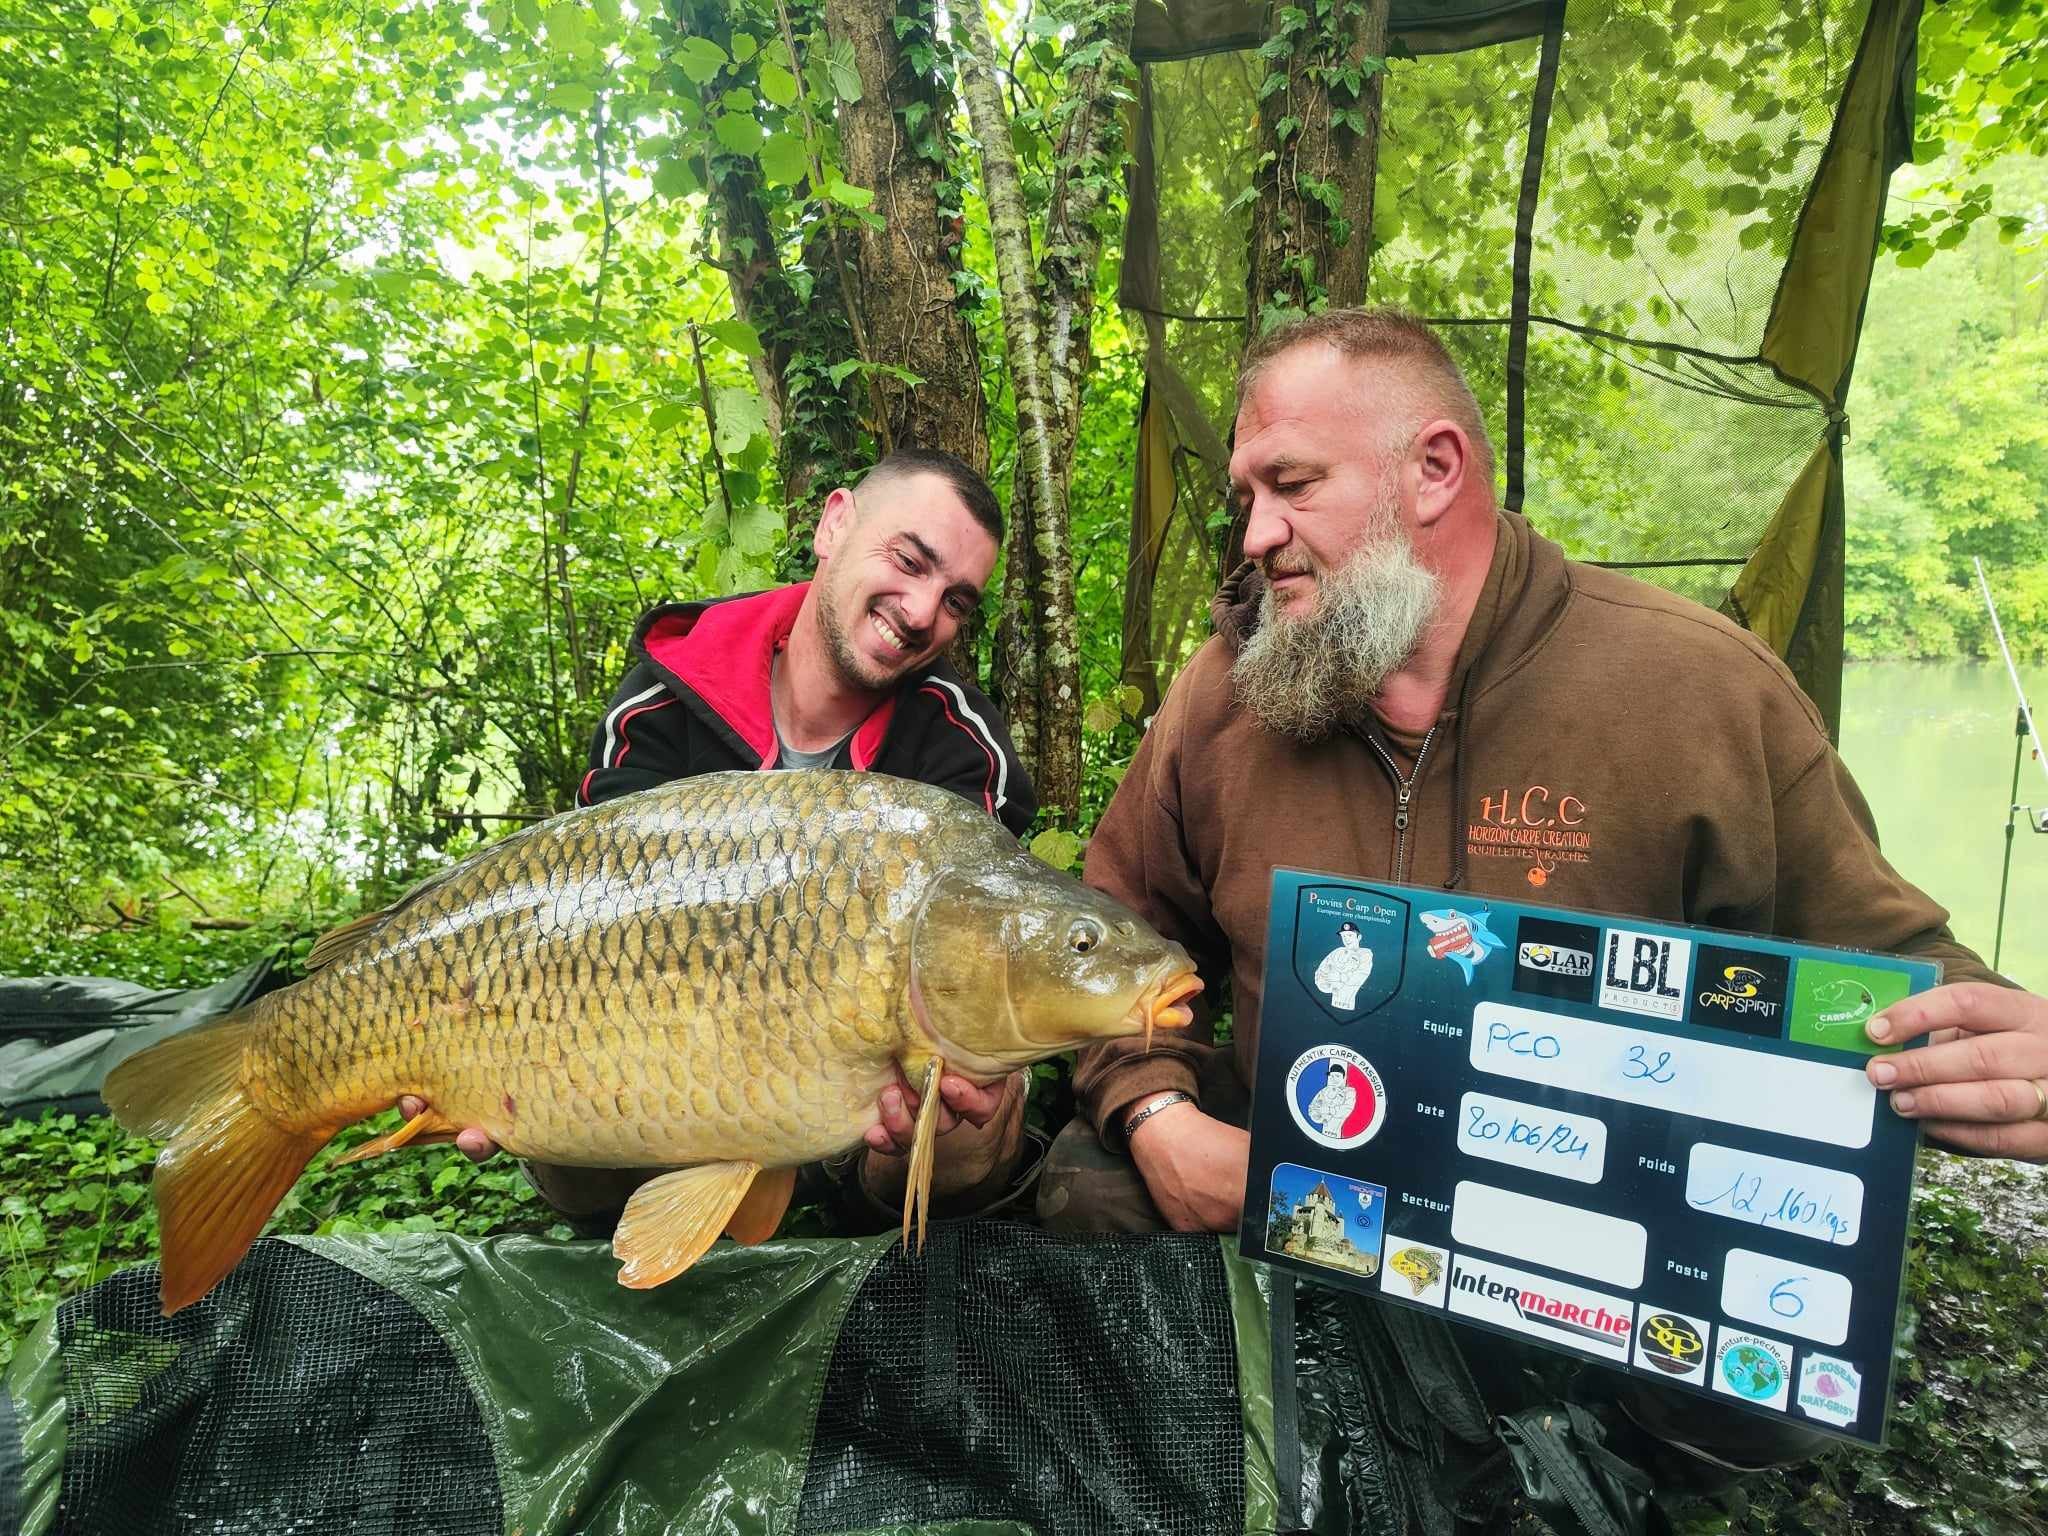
[1839,660,2047,990]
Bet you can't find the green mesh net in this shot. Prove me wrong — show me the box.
[1118,0,1919,731]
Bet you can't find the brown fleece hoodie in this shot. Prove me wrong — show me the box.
[1077,511,2003,1147]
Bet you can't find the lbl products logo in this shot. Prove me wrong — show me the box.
[1598,928,1692,1021]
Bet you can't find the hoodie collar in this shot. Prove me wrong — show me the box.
[634,584,897,770]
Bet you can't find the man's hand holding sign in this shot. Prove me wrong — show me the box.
[1867,983,2048,1159]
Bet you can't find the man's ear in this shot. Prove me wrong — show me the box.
[812,486,857,562]
[1410,421,1469,529]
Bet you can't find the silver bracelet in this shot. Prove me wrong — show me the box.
[1122,1091,1194,1143]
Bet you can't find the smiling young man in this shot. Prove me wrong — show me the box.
[579,449,1032,820]
[415,450,1040,1235]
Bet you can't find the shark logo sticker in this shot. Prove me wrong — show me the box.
[1419,907,1504,985]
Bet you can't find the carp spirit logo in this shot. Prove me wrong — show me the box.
[1692,945,1789,1040]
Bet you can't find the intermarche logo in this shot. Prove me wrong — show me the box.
[1449,1257,1632,1348]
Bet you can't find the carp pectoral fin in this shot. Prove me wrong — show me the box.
[613,1161,761,1289]
[723,1166,796,1245]
[901,1057,945,1255]
[331,1107,461,1166]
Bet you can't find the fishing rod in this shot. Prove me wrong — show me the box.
[1976,558,2047,972]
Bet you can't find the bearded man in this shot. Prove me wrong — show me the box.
[1036,306,2048,1517]
[1041,306,2048,1221]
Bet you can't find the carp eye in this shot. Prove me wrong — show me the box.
[1069,919,1104,954]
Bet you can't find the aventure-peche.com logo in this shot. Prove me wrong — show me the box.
[1787,958,1912,1055]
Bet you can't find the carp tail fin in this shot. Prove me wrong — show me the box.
[104,1011,326,1316]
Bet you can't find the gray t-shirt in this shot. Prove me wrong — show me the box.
[773,733,850,771]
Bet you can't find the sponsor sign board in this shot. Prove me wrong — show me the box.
[1239,874,1934,1450]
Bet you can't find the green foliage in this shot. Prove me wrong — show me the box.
[1846,158,2048,664]
[1885,2,2048,266]
[0,1106,567,1370]
[0,0,815,951]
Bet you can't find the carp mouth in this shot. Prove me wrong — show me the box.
[906,960,1203,1075]
[1131,965,1203,1055]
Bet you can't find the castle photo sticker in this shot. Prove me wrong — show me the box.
[1266,1162,1387,1281]
[1292,885,1409,1022]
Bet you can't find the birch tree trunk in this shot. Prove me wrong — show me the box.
[958,0,1133,823]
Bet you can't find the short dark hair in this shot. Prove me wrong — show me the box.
[855,449,1004,546]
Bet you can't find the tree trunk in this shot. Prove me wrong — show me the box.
[673,0,864,543]
[823,0,987,472]
[1245,0,1390,336]
[961,0,1133,824]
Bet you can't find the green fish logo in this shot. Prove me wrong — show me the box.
[1788,960,1911,1055]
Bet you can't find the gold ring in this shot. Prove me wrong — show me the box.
[2033,1079,2048,1122]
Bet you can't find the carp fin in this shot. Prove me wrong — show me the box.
[613,1161,761,1288]
[331,1107,460,1165]
[303,910,387,972]
[723,1166,796,1245]
[103,1010,328,1316]
[901,1057,945,1255]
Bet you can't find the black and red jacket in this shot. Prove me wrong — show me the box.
[579,584,1037,837]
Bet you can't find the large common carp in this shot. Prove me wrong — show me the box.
[106,771,1199,1315]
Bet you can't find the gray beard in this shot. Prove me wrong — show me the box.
[1230,532,1442,741]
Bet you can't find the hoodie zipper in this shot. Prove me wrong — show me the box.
[1366,724,1439,881]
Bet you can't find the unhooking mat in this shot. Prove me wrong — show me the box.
[2,1223,1667,1536]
